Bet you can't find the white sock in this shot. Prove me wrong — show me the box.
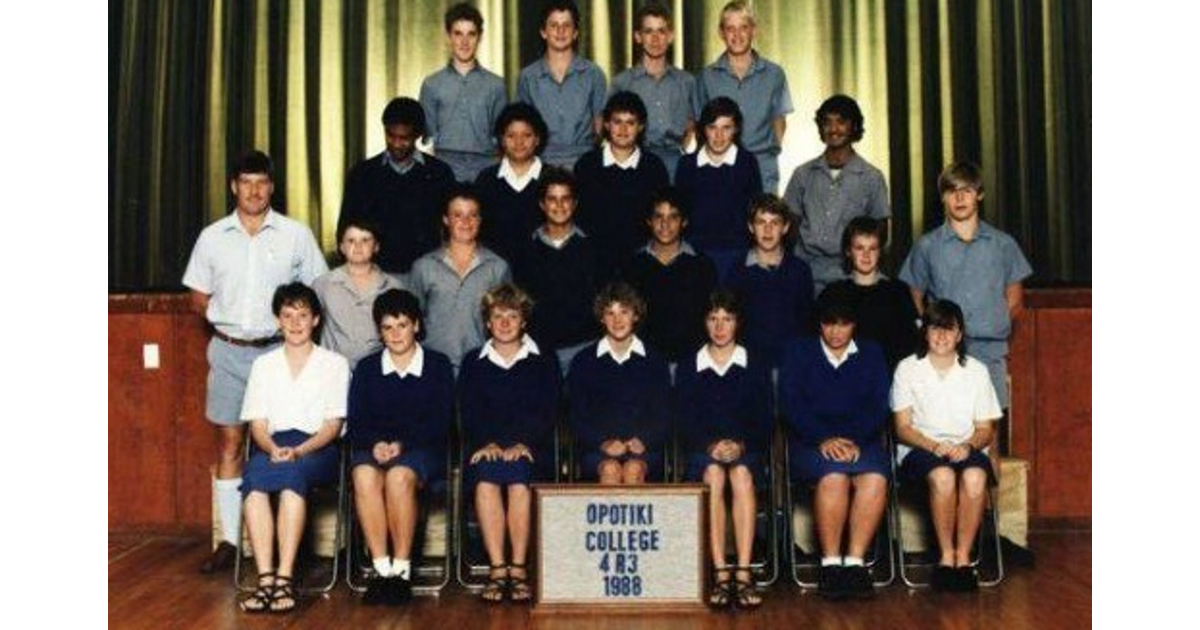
[373,557,393,577]
[215,478,243,544]
[821,556,843,567]
[843,556,864,567]
[393,558,411,579]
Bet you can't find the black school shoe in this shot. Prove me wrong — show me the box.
[817,565,848,600]
[363,576,392,605]
[931,565,957,592]
[843,565,874,598]
[392,575,413,605]
[951,566,979,592]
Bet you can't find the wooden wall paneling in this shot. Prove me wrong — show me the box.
[1032,308,1092,518]
[1008,308,1038,466]
[175,309,214,530]
[109,312,179,528]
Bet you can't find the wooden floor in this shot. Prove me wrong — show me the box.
[109,531,1090,629]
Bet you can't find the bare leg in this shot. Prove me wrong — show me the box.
[846,474,888,559]
[926,467,958,566]
[703,465,729,569]
[474,482,507,567]
[216,424,246,479]
[352,466,389,561]
[244,491,275,576]
[814,473,850,559]
[622,459,647,485]
[275,490,306,579]
[954,468,988,567]
[507,484,532,566]
[385,466,420,560]
[598,459,623,486]
[729,466,757,569]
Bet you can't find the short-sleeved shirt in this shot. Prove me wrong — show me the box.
[516,55,608,165]
[898,220,1033,356]
[890,354,1001,463]
[784,152,891,286]
[182,209,328,339]
[241,345,350,435]
[419,62,507,157]
[610,65,698,154]
[697,51,793,156]
[312,265,404,367]
[407,246,512,368]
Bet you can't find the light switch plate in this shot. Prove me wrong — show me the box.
[143,343,160,369]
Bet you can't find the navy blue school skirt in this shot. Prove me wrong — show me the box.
[898,449,995,485]
[242,429,339,497]
[790,440,891,485]
[350,447,441,484]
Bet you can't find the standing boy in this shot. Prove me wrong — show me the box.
[697,0,793,194]
[620,187,717,367]
[419,2,507,183]
[183,150,328,573]
[784,94,890,295]
[516,0,607,170]
[899,161,1032,409]
[610,1,698,181]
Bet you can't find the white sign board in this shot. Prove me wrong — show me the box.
[534,485,707,612]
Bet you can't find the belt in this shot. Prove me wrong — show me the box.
[213,329,282,348]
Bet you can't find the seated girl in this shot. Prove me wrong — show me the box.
[238,282,350,614]
[780,285,891,599]
[312,216,404,368]
[819,216,919,371]
[675,290,772,609]
[346,289,454,605]
[567,281,671,484]
[891,299,1001,592]
[459,283,562,603]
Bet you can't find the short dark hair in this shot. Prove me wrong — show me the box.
[699,96,743,145]
[815,282,857,325]
[381,97,426,136]
[814,94,866,142]
[229,149,273,181]
[938,161,985,195]
[336,215,382,246]
[706,288,742,320]
[747,193,790,223]
[443,182,483,216]
[493,102,549,156]
[648,185,688,220]
[917,299,968,366]
[634,1,672,29]
[272,281,322,319]
[537,165,576,201]
[372,288,425,339]
[481,282,535,323]
[593,281,647,323]
[444,2,483,33]
[840,216,886,273]
[601,91,648,145]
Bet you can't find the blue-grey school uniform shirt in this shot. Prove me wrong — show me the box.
[784,152,891,262]
[697,51,793,156]
[610,64,698,154]
[516,55,607,163]
[406,246,512,368]
[899,221,1033,353]
[419,62,507,157]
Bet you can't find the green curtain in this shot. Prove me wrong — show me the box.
[109,0,1090,290]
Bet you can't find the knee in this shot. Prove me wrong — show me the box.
[728,467,755,495]
[475,482,501,501]
[854,474,888,500]
[926,468,957,496]
[960,469,988,500]
[817,473,850,495]
[597,459,623,483]
[507,484,531,500]
[703,465,727,489]
[389,467,419,494]
[622,459,647,484]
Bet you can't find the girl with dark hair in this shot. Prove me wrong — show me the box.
[675,290,771,609]
[890,298,1001,592]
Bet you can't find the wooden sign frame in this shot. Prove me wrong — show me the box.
[532,484,709,613]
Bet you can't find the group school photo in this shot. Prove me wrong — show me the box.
[109,1,1091,627]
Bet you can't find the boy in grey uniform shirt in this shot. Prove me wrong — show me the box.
[419,2,507,183]
[610,2,698,182]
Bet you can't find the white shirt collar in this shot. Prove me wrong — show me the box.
[696,344,748,377]
[820,339,859,369]
[697,144,739,168]
[381,344,425,378]
[602,143,642,169]
[596,335,646,365]
[479,335,540,369]
[497,157,543,192]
